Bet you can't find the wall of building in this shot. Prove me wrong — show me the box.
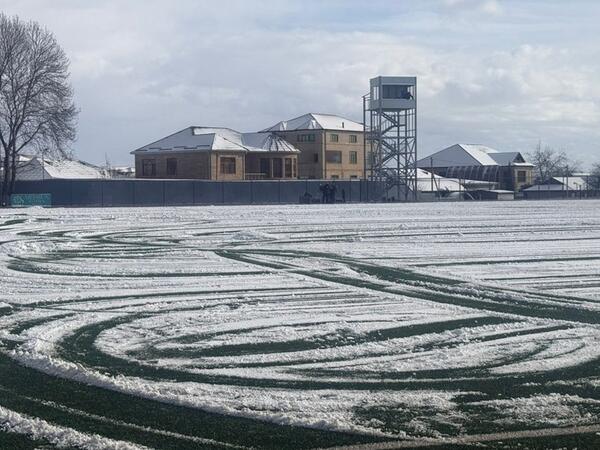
[245,153,298,179]
[275,130,364,180]
[274,131,325,179]
[512,166,534,191]
[135,151,248,180]
[430,165,534,191]
[323,131,364,180]
[135,152,211,179]
[210,152,245,181]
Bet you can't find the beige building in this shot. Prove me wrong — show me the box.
[262,113,364,180]
[131,127,299,180]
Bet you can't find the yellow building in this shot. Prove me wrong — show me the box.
[131,127,299,180]
[261,113,364,180]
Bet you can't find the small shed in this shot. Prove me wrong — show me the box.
[472,189,515,201]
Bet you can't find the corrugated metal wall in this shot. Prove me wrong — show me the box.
[12,179,386,207]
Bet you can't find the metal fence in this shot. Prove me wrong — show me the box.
[12,179,386,207]
[523,189,600,200]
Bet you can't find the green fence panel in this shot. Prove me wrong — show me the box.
[10,193,52,207]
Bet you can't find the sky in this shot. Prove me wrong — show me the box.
[1,0,599,167]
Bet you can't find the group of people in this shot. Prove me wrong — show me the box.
[319,183,343,204]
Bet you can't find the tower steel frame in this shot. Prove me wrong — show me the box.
[363,77,417,201]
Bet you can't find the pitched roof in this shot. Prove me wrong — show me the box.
[15,155,106,180]
[417,144,530,168]
[131,127,300,154]
[261,113,363,132]
[524,176,590,191]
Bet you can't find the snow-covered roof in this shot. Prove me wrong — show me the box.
[261,113,363,132]
[131,127,300,155]
[524,176,590,191]
[15,155,106,180]
[416,168,463,191]
[417,144,530,168]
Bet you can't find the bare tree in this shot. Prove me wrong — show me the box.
[0,14,77,206]
[527,141,578,183]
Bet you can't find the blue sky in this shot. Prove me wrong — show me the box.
[1,0,599,166]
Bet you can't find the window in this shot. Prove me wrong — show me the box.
[285,158,293,178]
[220,157,236,174]
[313,153,319,163]
[297,134,315,142]
[330,134,339,143]
[331,175,339,180]
[326,151,342,163]
[382,84,413,99]
[142,159,156,176]
[166,158,177,176]
[350,175,358,179]
[273,158,283,178]
[349,134,357,143]
[293,158,297,177]
[349,151,358,164]
[517,170,527,183]
[260,158,270,178]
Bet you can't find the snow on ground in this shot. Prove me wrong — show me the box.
[1,200,600,448]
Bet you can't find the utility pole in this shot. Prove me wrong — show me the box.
[565,164,569,199]
[430,157,434,195]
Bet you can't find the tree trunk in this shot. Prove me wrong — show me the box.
[1,151,10,207]
[8,150,17,205]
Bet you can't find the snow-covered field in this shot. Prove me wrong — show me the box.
[1,200,600,449]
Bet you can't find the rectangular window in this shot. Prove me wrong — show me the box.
[349,151,358,164]
[331,175,339,180]
[259,158,270,178]
[292,158,297,177]
[166,158,177,176]
[382,84,412,99]
[142,159,156,176]
[326,151,342,164]
[349,134,357,143]
[350,175,358,179]
[273,158,283,178]
[220,157,236,174]
[298,134,315,142]
[517,170,527,183]
[285,158,293,178]
[330,134,339,143]
[313,153,319,163]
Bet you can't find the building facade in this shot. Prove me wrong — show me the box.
[262,113,364,180]
[131,127,300,181]
[417,144,534,191]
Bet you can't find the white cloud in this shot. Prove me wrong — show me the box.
[0,0,598,165]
